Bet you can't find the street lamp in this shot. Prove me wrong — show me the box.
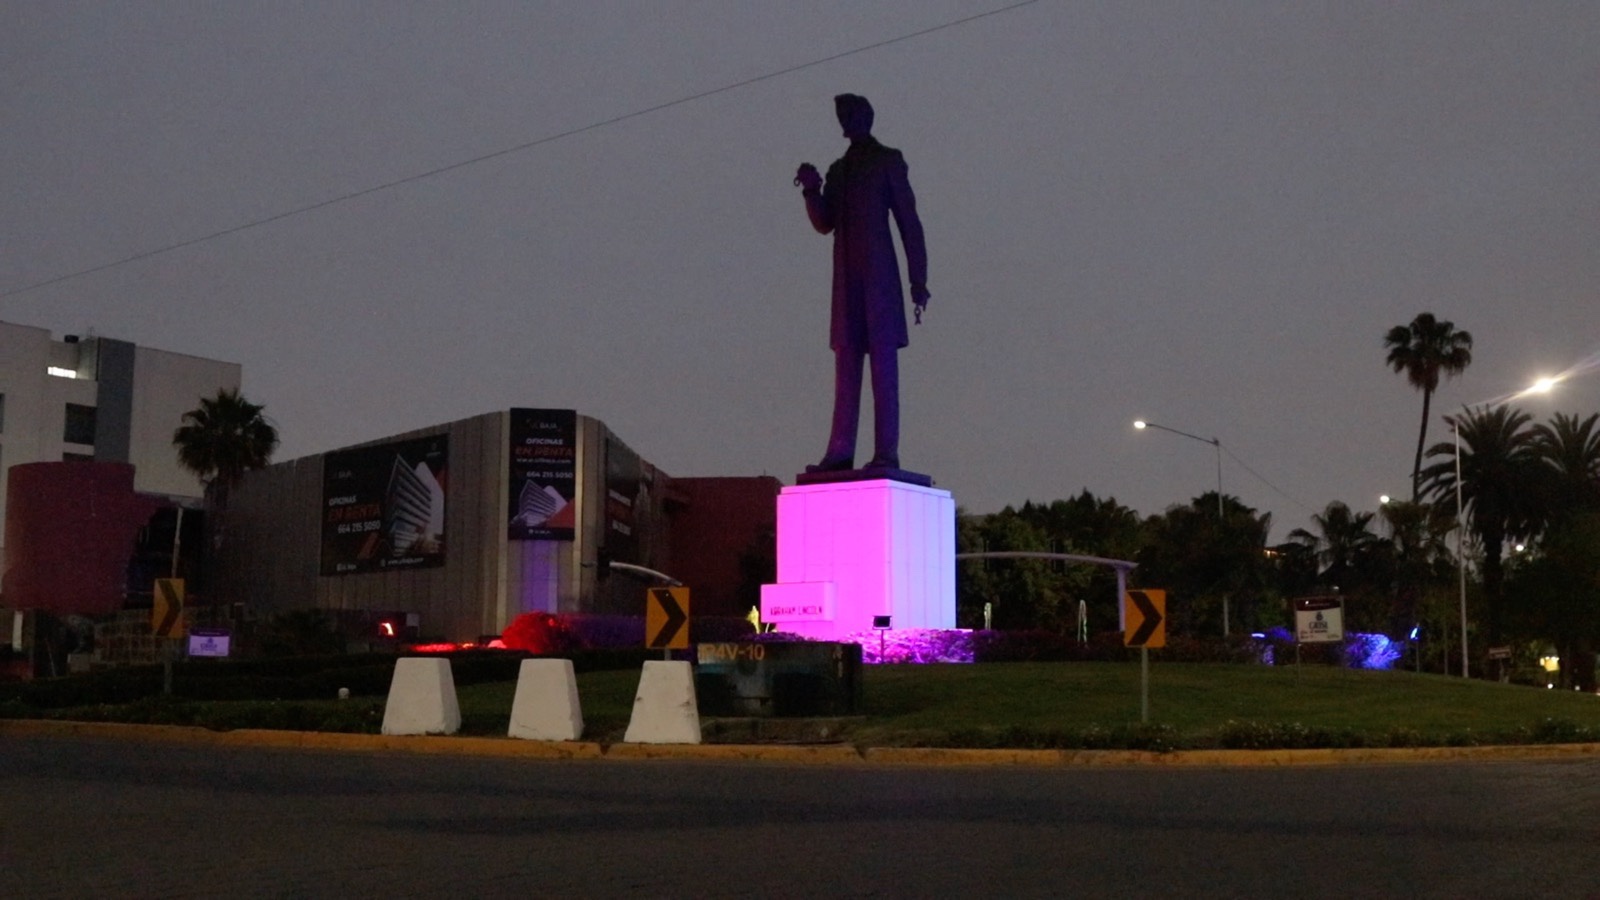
[1134,419,1228,635]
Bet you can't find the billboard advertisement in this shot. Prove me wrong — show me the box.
[508,408,577,541]
[321,435,448,575]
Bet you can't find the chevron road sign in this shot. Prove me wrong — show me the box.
[646,587,690,650]
[152,578,186,639]
[1123,589,1166,648]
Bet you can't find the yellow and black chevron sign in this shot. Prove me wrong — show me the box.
[152,578,187,638]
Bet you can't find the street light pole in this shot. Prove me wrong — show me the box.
[1134,420,1228,636]
[1453,418,1468,678]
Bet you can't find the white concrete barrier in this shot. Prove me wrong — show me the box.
[380,657,462,736]
[508,658,584,741]
[622,660,701,744]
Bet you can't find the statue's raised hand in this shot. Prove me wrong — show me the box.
[794,163,822,192]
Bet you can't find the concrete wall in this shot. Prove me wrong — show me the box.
[219,412,512,641]
[218,410,692,642]
[669,476,780,617]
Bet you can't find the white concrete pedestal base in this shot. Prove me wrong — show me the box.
[761,478,956,640]
[622,660,701,744]
[508,658,584,741]
[381,657,462,735]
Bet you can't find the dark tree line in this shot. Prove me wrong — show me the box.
[957,404,1599,687]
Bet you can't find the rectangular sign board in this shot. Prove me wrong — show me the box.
[646,587,690,650]
[153,578,186,638]
[187,629,232,658]
[1123,589,1167,648]
[321,434,448,575]
[1294,596,1344,644]
[508,408,577,541]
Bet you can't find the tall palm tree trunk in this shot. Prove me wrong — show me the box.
[1411,387,1433,501]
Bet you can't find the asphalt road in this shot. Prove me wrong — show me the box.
[2,732,1598,898]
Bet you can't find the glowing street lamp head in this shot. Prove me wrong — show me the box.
[1528,376,1559,394]
[1133,420,1148,430]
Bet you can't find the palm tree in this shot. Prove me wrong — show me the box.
[1420,405,1545,643]
[1532,411,1600,518]
[1377,498,1456,636]
[1385,313,1473,500]
[1287,501,1381,592]
[173,387,279,516]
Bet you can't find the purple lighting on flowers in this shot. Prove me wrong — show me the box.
[1344,632,1402,670]
[841,628,975,664]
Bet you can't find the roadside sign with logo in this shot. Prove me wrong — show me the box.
[1294,596,1344,644]
[187,629,232,658]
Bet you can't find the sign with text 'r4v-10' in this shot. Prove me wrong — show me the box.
[1123,589,1166,648]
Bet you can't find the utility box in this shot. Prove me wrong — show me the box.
[695,641,862,717]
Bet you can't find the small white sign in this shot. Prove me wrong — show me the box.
[1294,598,1344,644]
[187,630,232,658]
[760,582,836,622]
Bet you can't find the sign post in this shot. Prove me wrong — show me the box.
[1293,596,1344,684]
[1123,589,1166,724]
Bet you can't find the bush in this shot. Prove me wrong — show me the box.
[1210,720,1366,750]
[690,616,756,643]
[969,629,1266,664]
[0,646,656,713]
[499,614,583,654]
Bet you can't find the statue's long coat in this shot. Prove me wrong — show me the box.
[805,138,928,353]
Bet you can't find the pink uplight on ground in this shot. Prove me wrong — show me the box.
[761,479,955,640]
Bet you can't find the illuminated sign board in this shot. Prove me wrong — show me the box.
[321,435,448,575]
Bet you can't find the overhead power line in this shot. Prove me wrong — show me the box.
[1,0,1040,300]
[1222,444,1315,516]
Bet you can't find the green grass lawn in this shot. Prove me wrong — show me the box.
[846,662,1600,748]
[447,661,1600,749]
[17,661,1600,750]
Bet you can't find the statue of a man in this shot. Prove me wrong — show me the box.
[795,93,929,473]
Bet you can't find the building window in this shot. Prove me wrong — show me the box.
[0,392,5,432]
[62,452,95,463]
[64,403,97,446]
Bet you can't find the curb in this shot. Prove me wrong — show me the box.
[859,742,1600,767]
[5,719,1599,767]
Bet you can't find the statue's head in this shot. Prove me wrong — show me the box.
[834,94,874,140]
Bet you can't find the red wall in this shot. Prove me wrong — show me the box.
[668,476,780,617]
[2,462,160,615]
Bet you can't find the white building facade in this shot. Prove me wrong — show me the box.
[0,320,242,560]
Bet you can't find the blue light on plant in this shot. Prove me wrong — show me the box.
[1344,632,1402,670]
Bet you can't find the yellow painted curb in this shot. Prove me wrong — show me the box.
[0,719,605,759]
[5,719,1598,767]
[862,742,1600,767]
[603,742,864,764]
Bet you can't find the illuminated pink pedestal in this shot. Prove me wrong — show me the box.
[760,479,955,640]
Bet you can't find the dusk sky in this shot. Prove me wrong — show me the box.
[4,2,1597,542]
